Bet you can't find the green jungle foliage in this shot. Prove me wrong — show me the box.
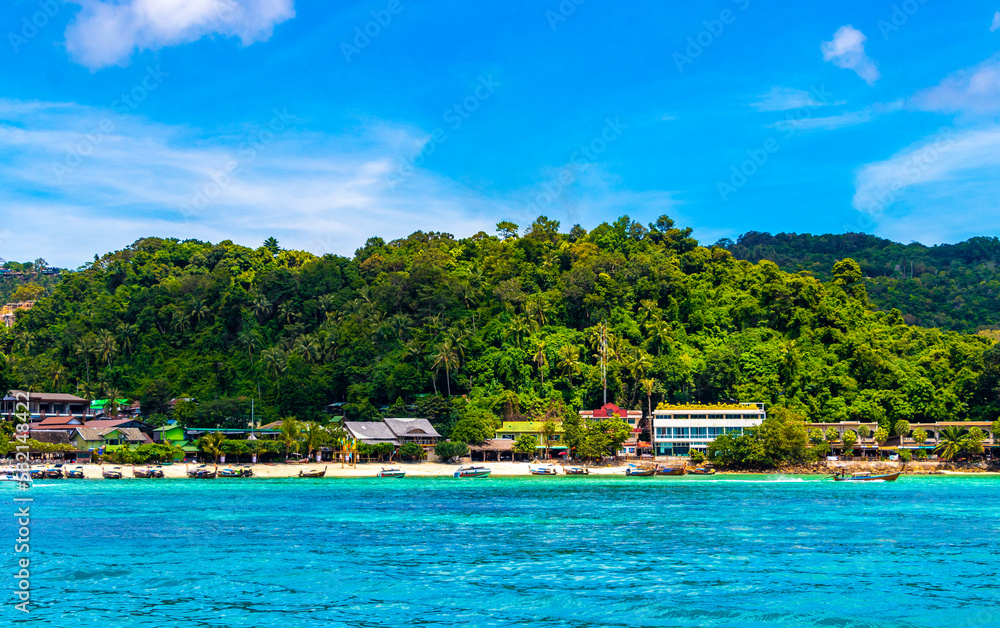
[3,217,999,440]
[724,231,1000,333]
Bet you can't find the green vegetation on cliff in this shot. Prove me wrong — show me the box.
[2,217,998,434]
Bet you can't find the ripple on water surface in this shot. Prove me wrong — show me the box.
[5,475,1000,627]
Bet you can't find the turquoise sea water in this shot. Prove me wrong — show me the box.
[5,474,1000,627]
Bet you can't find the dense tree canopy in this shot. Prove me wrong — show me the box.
[2,217,997,437]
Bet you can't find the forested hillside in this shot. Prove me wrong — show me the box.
[724,232,1000,333]
[2,217,998,434]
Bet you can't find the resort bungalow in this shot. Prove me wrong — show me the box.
[343,421,400,447]
[653,403,766,458]
[2,390,89,421]
[494,419,567,457]
[383,418,442,455]
[72,426,153,455]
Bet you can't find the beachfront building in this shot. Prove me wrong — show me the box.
[1,390,89,421]
[652,403,766,457]
[343,421,399,447]
[494,419,567,457]
[72,426,153,454]
[579,403,646,457]
[383,418,442,455]
[803,421,1000,457]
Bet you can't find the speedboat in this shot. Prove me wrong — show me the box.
[376,467,405,478]
[454,466,492,478]
[529,464,557,475]
[0,467,30,487]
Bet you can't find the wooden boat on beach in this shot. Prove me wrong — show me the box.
[186,465,217,479]
[564,466,589,475]
[219,466,253,478]
[655,465,686,476]
[376,467,405,478]
[832,471,901,482]
[133,466,165,479]
[30,469,46,480]
[529,464,558,475]
[454,466,492,478]
[65,466,85,479]
[626,465,656,477]
[298,466,327,478]
[44,466,64,479]
[102,466,124,479]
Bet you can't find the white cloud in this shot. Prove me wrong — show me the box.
[772,101,902,132]
[65,0,295,69]
[821,26,879,85]
[991,11,999,32]
[851,126,1000,243]
[0,99,500,267]
[750,87,830,112]
[912,56,1000,116]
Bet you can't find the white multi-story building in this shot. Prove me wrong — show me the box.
[652,403,766,457]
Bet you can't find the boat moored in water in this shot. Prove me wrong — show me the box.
[376,467,406,478]
[654,465,686,476]
[626,465,656,477]
[102,466,124,479]
[187,465,218,479]
[0,467,31,487]
[564,466,589,475]
[65,466,85,479]
[832,471,901,482]
[219,466,253,478]
[133,466,165,479]
[454,466,492,478]
[687,467,716,475]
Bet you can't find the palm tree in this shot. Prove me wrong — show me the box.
[432,341,460,396]
[295,335,321,363]
[277,303,297,325]
[302,422,326,460]
[75,336,97,381]
[280,418,302,459]
[237,330,260,364]
[533,340,548,384]
[557,344,582,386]
[935,426,966,461]
[198,432,226,464]
[98,331,119,364]
[252,295,272,322]
[189,300,210,323]
[171,311,190,334]
[894,420,912,445]
[51,365,65,392]
[104,388,124,416]
[504,314,529,348]
[316,294,336,320]
[541,420,557,460]
[326,422,350,467]
[117,322,136,356]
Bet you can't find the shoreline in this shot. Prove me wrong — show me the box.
[27,459,1000,479]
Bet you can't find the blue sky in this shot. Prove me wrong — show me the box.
[2,0,1000,267]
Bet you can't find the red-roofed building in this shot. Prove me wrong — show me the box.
[579,403,649,458]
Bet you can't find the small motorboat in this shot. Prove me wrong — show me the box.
[626,465,656,477]
[299,466,327,478]
[102,466,124,479]
[454,466,492,478]
[30,468,46,480]
[133,466,165,479]
[65,466,85,479]
[832,471,901,482]
[220,467,254,478]
[376,467,406,478]
[687,467,716,475]
[655,465,686,476]
[529,464,558,475]
[0,467,31,487]
[564,466,589,475]
[186,465,217,479]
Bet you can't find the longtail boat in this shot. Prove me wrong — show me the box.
[187,465,217,479]
[376,467,405,478]
[687,467,716,475]
[454,466,492,478]
[529,464,558,476]
[30,469,46,480]
[65,466,85,479]
[102,466,124,479]
[299,466,327,478]
[626,465,656,477]
[832,471,901,482]
[44,466,64,479]
[655,465,686,476]
[564,466,589,475]
[220,466,253,478]
[133,466,165,478]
